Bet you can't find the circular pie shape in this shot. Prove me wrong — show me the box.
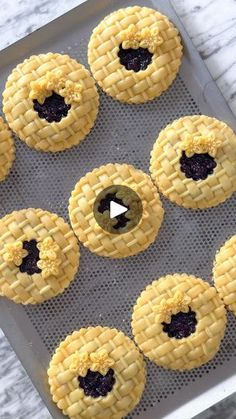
[48,326,146,419]
[88,6,183,104]
[132,273,226,370]
[0,117,15,182]
[0,208,80,304]
[150,115,236,209]
[213,235,236,315]
[68,163,164,258]
[3,53,99,152]
[93,184,143,234]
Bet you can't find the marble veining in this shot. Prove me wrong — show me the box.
[0,0,235,118]
[173,0,236,118]
[0,329,50,418]
[0,0,236,418]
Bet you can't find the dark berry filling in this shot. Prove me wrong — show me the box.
[98,193,130,230]
[33,92,71,123]
[180,151,216,181]
[78,369,115,398]
[94,185,143,235]
[19,240,41,275]
[162,309,197,339]
[118,45,153,72]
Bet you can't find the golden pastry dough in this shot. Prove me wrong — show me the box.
[132,273,226,370]
[68,163,164,258]
[150,115,236,209]
[48,326,146,419]
[3,53,99,152]
[88,6,183,104]
[0,117,15,181]
[213,235,236,315]
[0,208,80,304]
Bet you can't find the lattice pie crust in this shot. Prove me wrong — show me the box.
[150,115,236,209]
[68,163,164,258]
[0,208,80,304]
[3,53,99,152]
[88,6,183,104]
[0,117,15,181]
[48,326,146,418]
[132,273,226,370]
[213,235,236,315]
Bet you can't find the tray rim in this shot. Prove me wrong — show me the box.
[0,0,236,418]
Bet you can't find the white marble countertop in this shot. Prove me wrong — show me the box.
[0,0,236,418]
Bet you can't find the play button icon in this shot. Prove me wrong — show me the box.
[93,185,143,235]
[110,201,128,219]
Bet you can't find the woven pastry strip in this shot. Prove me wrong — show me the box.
[150,115,236,209]
[0,117,15,181]
[69,163,164,258]
[0,208,80,304]
[132,273,226,370]
[48,326,146,419]
[3,53,99,152]
[213,235,236,314]
[88,6,183,103]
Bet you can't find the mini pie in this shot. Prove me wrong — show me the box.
[0,208,80,304]
[213,235,236,315]
[0,117,15,181]
[68,163,164,258]
[132,273,226,370]
[48,326,146,419]
[88,6,183,104]
[150,115,236,209]
[3,53,99,152]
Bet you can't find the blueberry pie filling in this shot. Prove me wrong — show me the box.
[118,45,153,72]
[180,151,217,181]
[98,192,130,230]
[78,369,115,398]
[162,308,197,339]
[19,239,41,275]
[94,185,143,234]
[33,92,71,123]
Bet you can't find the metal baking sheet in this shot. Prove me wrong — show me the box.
[0,0,236,418]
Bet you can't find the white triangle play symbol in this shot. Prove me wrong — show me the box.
[110,201,128,219]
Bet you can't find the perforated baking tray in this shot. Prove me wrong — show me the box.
[0,0,236,418]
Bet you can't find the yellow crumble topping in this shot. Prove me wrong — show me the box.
[37,257,61,279]
[70,352,91,377]
[121,24,163,53]
[180,133,222,158]
[59,80,83,105]
[69,349,114,377]
[153,291,191,324]
[36,236,61,278]
[139,27,163,53]
[37,236,59,260]
[30,70,83,105]
[90,349,114,375]
[3,241,28,266]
